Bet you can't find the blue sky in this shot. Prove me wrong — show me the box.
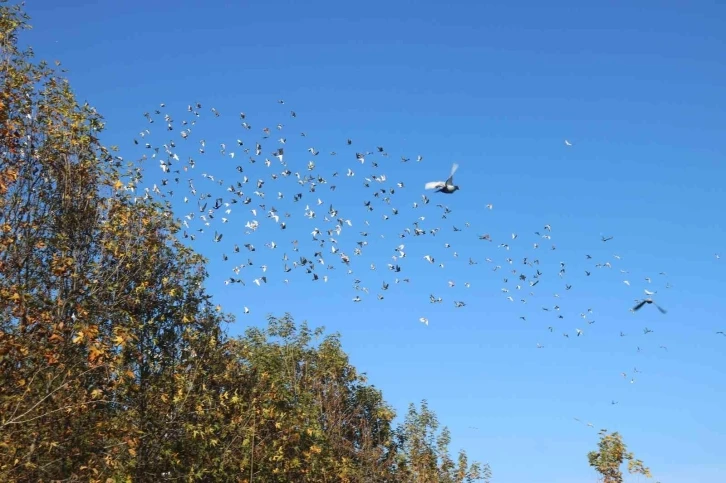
[22,0,726,481]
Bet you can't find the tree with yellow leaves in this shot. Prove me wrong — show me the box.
[0,3,492,482]
[1,1,229,479]
[588,431,652,483]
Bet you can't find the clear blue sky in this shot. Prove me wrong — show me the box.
[23,0,726,481]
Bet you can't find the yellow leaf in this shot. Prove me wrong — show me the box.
[88,346,104,363]
[72,331,84,344]
[48,333,64,343]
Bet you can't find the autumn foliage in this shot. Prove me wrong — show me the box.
[0,2,491,482]
[588,431,652,483]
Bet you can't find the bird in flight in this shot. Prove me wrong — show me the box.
[425,163,460,194]
[632,298,667,314]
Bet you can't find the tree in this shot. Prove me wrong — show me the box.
[1,2,491,481]
[588,431,652,483]
[1,1,229,479]
[201,314,401,482]
[395,401,492,483]
[1,1,120,477]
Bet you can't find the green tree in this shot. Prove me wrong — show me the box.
[210,314,400,482]
[395,401,492,483]
[588,431,652,483]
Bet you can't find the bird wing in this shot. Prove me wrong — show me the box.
[632,300,647,312]
[425,181,445,190]
[655,304,667,314]
[446,163,459,184]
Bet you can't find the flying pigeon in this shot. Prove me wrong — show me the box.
[632,298,667,314]
[424,163,460,194]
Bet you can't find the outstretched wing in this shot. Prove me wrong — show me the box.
[446,163,459,184]
[655,304,667,314]
[632,300,647,312]
[425,181,445,190]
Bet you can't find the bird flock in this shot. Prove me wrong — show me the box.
[122,100,721,420]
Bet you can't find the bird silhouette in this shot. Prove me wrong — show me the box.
[632,298,667,314]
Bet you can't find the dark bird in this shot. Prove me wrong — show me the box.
[632,298,667,314]
[425,163,460,194]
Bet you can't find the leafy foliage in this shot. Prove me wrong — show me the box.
[588,431,652,483]
[0,3,489,481]
[395,401,492,483]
